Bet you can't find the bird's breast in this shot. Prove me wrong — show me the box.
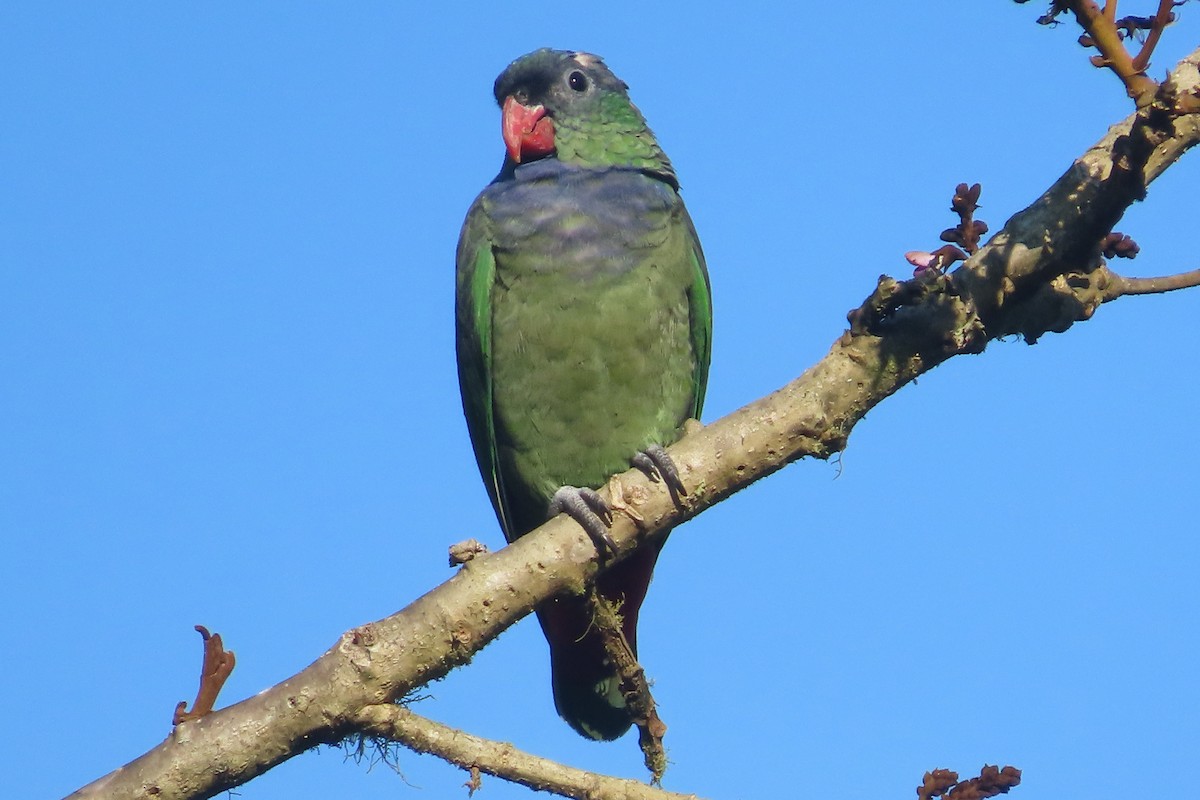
[484,164,678,281]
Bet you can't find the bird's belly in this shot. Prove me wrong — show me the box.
[489,266,697,512]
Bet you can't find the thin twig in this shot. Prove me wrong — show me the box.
[1066,0,1160,103]
[1129,0,1176,72]
[1104,266,1200,298]
[588,591,668,783]
[350,704,702,800]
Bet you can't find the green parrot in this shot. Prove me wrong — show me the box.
[455,48,711,741]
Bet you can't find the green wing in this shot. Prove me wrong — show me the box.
[684,212,712,421]
[455,200,514,540]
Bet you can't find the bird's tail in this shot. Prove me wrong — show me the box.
[537,543,662,740]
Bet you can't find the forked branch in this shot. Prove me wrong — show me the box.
[1018,0,1191,105]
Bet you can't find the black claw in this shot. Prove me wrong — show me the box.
[635,444,687,504]
[550,486,616,557]
[630,451,659,480]
[576,487,613,524]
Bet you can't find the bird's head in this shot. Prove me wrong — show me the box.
[491,48,674,183]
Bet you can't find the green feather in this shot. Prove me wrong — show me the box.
[455,204,511,538]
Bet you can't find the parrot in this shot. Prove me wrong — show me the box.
[455,48,711,741]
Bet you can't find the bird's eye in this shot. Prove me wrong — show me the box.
[567,71,588,92]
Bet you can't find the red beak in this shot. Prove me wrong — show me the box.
[502,95,555,163]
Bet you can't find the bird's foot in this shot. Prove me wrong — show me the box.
[550,486,616,557]
[631,444,687,506]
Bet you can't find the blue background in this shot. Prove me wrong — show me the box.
[3,4,1198,799]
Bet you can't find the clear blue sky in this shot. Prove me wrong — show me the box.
[4,4,1198,799]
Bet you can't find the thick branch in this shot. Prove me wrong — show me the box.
[954,48,1200,339]
[350,705,702,800]
[66,46,1200,800]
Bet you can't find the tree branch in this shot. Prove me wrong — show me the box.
[349,705,702,800]
[1068,0,1161,103]
[65,45,1200,800]
[1104,266,1200,296]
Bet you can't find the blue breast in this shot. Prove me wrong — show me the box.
[482,159,677,279]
